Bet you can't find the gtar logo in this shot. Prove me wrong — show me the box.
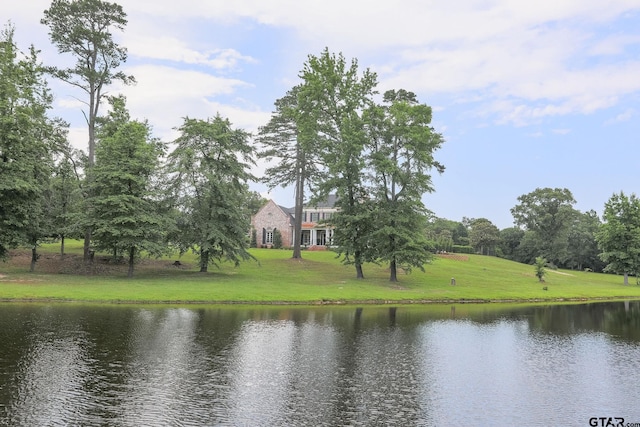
[589,417,624,427]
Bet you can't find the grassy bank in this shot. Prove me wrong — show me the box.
[1,241,640,304]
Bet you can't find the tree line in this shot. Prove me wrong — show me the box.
[425,187,640,285]
[1,0,639,285]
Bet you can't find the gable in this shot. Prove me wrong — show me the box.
[252,200,293,230]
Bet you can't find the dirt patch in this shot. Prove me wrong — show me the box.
[437,253,470,261]
[6,250,191,276]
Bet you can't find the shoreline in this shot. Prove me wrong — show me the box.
[2,295,639,306]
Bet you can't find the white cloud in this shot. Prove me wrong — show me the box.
[125,33,255,70]
[106,64,272,141]
[605,108,636,125]
[4,0,640,131]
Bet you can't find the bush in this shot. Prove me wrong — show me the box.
[452,245,474,254]
[273,229,283,249]
[250,229,257,248]
[534,256,547,282]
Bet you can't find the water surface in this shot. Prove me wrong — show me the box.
[1,302,639,426]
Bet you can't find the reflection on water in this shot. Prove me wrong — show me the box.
[0,302,639,425]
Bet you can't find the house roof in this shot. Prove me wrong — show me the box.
[279,205,294,215]
[302,194,338,209]
[254,195,337,225]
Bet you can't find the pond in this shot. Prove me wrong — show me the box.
[1,301,639,426]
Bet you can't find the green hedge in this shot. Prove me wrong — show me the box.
[452,245,474,254]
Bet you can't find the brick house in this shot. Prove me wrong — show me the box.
[251,196,338,248]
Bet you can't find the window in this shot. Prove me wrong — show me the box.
[265,231,273,244]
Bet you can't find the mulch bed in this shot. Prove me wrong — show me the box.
[436,253,470,261]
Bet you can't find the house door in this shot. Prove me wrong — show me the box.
[316,230,326,245]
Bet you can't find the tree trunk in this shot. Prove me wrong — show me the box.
[30,246,37,272]
[292,161,305,259]
[354,249,365,279]
[127,246,135,278]
[624,272,629,286]
[389,259,398,282]
[200,249,209,273]
[60,235,65,257]
[83,228,92,264]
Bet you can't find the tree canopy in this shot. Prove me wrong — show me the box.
[596,192,640,285]
[511,187,577,266]
[257,85,322,259]
[88,96,169,277]
[0,25,62,264]
[167,115,256,272]
[366,89,444,281]
[298,48,378,278]
[42,0,134,261]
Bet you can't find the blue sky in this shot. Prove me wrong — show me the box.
[4,0,640,229]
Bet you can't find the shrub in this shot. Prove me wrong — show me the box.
[452,245,474,254]
[273,229,283,249]
[534,256,546,282]
[250,229,257,248]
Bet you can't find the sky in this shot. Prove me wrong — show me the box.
[3,0,640,229]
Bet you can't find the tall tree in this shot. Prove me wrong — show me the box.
[566,209,603,271]
[167,115,256,272]
[299,48,377,278]
[49,145,84,256]
[510,187,577,266]
[257,85,321,259]
[366,89,445,282]
[87,96,169,277]
[425,218,468,247]
[498,227,525,260]
[468,218,501,256]
[0,25,60,263]
[42,0,135,261]
[595,192,640,285]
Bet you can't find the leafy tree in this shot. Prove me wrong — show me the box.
[566,210,603,272]
[514,231,542,265]
[498,227,525,260]
[468,218,500,256]
[257,85,321,259]
[0,25,60,264]
[425,218,468,247]
[246,191,267,216]
[42,0,135,261]
[510,187,577,266]
[366,89,444,282]
[299,48,377,278]
[167,115,256,272]
[87,97,169,277]
[595,192,640,285]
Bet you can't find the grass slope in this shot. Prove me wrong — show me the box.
[1,241,640,304]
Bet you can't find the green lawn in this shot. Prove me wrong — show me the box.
[1,242,640,304]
